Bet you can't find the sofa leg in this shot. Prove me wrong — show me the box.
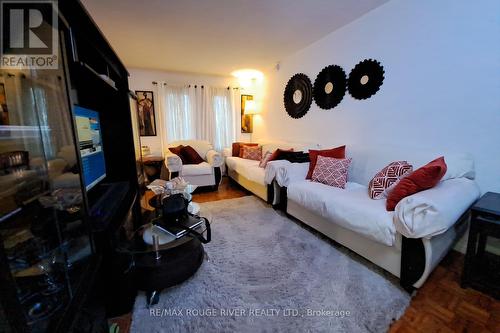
[212,167,222,191]
[267,184,274,205]
[278,187,288,212]
[400,237,425,291]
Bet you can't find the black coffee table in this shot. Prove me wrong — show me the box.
[134,234,204,305]
[116,213,207,306]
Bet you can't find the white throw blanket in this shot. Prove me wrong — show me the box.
[275,162,310,187]
[394,178,480,238]
[264,160,292,185]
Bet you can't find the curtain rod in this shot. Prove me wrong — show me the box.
[151,81,241,90]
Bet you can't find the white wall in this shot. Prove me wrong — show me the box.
[255,0,500,194]
[128,68,238,154]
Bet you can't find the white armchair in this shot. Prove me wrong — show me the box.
[161,140,223,190]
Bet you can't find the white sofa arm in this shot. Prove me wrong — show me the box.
[394,178,480,239]
[206,149,223,167]
[275,162,310,187]
[164,150,183,172]
[222,147,232,158]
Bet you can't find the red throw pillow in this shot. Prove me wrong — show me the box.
[311,156,352,189]
[307,145,346,179]
[232,142,258,157]
[238,143,259,157]
[231,142,244,157]
[181,145,205,165]
[386,156,447,211]
[240,145,262,160]
[168,145,188,164]
[268,148,294,162]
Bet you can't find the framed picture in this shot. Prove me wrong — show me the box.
[0,83,9,125]
[136,90,157,136]
[241,94,253,133]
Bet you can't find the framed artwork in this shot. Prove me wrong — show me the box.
[136,90,157,136]
[241,94,253,133]
[0,83,9,125]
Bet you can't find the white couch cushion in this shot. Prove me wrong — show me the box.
[287,180,396,246]
[347,145,475,187]
[226,156,265,184]
[181,162,213,176]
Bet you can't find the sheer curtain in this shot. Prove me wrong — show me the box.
[156,83,237,153]
[163,85,194,142]
[210,87,234,151]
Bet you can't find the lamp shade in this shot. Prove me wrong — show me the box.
[244,100,258,115]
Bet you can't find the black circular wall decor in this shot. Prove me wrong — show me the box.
[347,59,385,100]
[283,73,313,119]
[313,65,346,109]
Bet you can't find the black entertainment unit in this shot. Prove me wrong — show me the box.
[0,1,142,331]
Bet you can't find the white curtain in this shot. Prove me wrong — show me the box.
[163,85,194,142]
[210,87,234,151]
[156,83,237,153]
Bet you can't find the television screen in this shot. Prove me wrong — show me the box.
[74,106,106,191]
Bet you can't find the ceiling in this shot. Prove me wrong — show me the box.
[81,0,389,76]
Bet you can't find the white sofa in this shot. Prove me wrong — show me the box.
[223,141,318,204]
[161,140,223,190]
[276,145,480,290]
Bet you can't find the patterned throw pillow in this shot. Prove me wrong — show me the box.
[259,151,273,168]
[307,145,346,179]
[233,142,258,157]
[368,161,413,199]
[241,145,262,161]
[311,156,352,189]
[238,143,259,157]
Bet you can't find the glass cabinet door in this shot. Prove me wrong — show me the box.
[0,65,93,332]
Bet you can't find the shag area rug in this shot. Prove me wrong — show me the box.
[131,196,410,332]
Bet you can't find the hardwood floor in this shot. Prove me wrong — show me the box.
[191,176,251,203]
[390,251,500,333]
[113,176,500,332]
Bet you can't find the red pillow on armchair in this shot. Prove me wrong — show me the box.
[386,156,447,211]
[306,145,346,179]
[181,145,205,165]
[169,145,188,164]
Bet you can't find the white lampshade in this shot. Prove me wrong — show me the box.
[244,100,258,115]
